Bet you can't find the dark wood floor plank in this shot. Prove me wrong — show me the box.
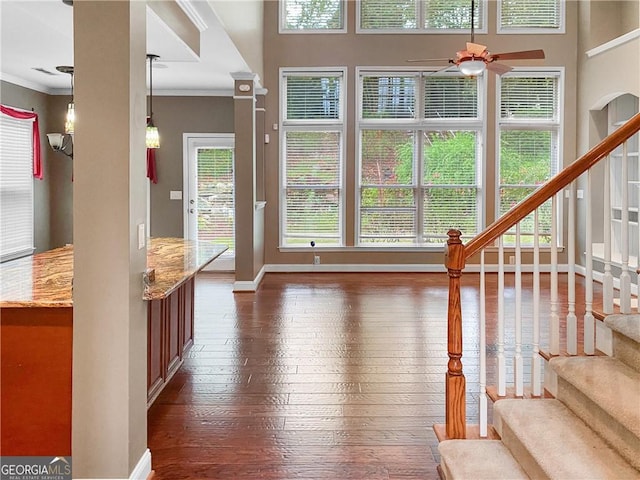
[148,271,588,480]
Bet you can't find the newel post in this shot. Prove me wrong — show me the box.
[445,229,466,438]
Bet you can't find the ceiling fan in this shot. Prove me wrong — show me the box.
[407,0,545,76]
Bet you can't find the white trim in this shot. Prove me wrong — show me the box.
[233,95,256,100]
[231,72,257,82]
[176,0,208,32]
[279,0,347,34]
[0,73,52,94]
[586,28,640,58]
[497,0,565,35]
[233,266,266,292]
[255,201,266,210]
[154,88,234,97]
[129,449,152,480]
[182,133,236,240]
[279,67,348,248]
[355,0,488,35]
[264,263,570,274]
[495,67,565,248]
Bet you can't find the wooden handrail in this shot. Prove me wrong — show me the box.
[441,111,640,440]
[465,112,640,260]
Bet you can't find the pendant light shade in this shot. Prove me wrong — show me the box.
[57,66,75,134]
[146,54,160,149]
[64,102,75,135]
[146,123,160,149]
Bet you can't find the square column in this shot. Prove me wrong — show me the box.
[231,72,261,284]
[72,1,148,478]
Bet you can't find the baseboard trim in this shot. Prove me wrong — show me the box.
[130,449,152,480]
[263,263,570,274]
[233,265,265,292]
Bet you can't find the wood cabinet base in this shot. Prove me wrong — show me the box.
[0,278,195,455]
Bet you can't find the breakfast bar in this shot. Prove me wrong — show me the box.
[0,237,226,456]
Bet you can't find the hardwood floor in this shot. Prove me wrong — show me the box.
[147,271,591,479]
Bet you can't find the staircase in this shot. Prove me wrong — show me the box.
[438,313,640,479]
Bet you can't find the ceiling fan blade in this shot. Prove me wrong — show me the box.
[490,49,545,61]
[427,64,459,76]
[486,62,513,75]
[406,58,451,63]
[466,42,487,56]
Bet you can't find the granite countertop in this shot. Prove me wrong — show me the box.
[0,238,227,308]
[144,237,227,300]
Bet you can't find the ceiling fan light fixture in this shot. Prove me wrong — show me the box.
[458,59,486,76]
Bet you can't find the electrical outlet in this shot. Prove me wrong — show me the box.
[314,255,320,265]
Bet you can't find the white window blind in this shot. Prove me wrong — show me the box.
[281,0,344,31]
[362,75,416,119]
[196,147,235,255]
[424,76,479,118]
[0,113,35,261]
[281,71,345,247]
[498,72,562,245]
[359,0,485,32]
[285,75,341,121]
[358,72,482,246]
[499,0,562,32]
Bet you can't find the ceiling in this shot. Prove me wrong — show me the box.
[0,0,255,96]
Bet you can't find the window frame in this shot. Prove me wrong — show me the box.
[0,110,35,262]
[279,0,347,34]
[497,0,565,35]
[356,67,485,247]
[495,67,565,246]
[279,67,347,248]
[356,0,488,34]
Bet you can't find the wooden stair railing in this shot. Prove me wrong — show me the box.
[444,112,640,440]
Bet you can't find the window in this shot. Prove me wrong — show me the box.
[358,71,483,246]
[280,0,345,32]
[358,0,486,33]
[280,69,345,247]
[0,112,35,261]
[497,70,562,245]
[498,0,564,33]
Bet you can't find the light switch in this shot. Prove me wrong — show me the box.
[170,190,182,200]
[138,224,145,249]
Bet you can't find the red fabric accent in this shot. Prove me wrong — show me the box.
[147,148,158,184]
[1,105,43,179]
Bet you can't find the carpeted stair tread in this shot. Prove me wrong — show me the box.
[438,440,529,480]
[494,399,638,479]
[549,356,640,438]
[605,314,640,343]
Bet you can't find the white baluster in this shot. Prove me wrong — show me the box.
[638,149,640,314]
[567,182,577,355]
[479,250,487,437]
[514,222,523,396]
[532,209,542,396]
[498,236,506,396]
[584,170,595,355]
[550,193,560,355]
[603,155,614,314]
[621,141,631,313]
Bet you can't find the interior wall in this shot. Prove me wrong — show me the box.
[150,95,234,237]
[575,1,640,268]
[1,80,51,253]
[262,0,579,266]
[48,94,74,248]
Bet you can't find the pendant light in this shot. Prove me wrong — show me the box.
[57,66,75,135]
[146,54,160,149]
